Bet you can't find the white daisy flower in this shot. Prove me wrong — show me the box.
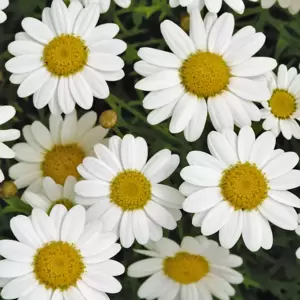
[180,126,300,252]
[5,0,126,115]
[295,214,300,258]
[9,110,108,193]
[23,176,78,213]
[128,236,243,300]
[0,205,124,300]
[0,106,20,183]
[170,0,246,14]
[134,11,277,142]
[0,0,8,23]
[250,0,300,14]
[75,134,185,248]
[71,0,130,13]
[260,65,300,140]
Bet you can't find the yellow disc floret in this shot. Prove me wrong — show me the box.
[42,144,85,185]
[220,162,269,210]
[163,252,209,284]
[99,110,118,129]
[180,51,230,98]
[43,34,88,77]
[269,89,296,119]
[47,198,74,214]
[33,241,85,291]
[110,170,152,211]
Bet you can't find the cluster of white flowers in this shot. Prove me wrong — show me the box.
[0,0,300,300]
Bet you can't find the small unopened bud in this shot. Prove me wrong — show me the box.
[99,110,118,129]
[180,14,190,32]
[0,181,18,198]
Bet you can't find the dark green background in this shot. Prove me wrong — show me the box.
[1,0,300,299]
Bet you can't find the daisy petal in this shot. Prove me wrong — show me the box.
[33,76,58,109]
[120,211,134,248]
[88,53,124,72]
[85,23,119,46]
[81,67,109,99]
[219,210,243,249]
[73,4,100,39]
[148,217,163,242]
[187,151,226,170]
[207,95,233,132]
[242,210,262,252]
[51,0,69,34]
[249,131,276,168]
[0,240,35,263]
[31,121,53,150]
[263,152,299,179]
[18,67,51,98]
[237,126,255,162]
[260,217,273,250]
[201,201,233,235]
[49,205,68,241]
[0,260,32,278]
[1,273,37,300]
[22,17,54,43]
[120,134,136,169]
[94,144,122,173]
[208,13,234,55]
[134,61,165,77]
[127,258,163,278]
[75,180,110,198]
[184,99,208,142]
[183,187,223,213]
[152,184,184,208]
[259,198,297,230]
[207,131,238,166]
[143,85,184,110]
[190,10,206,51]
[31,209,56,243]
[77,281,108,300]
[180,166,222,187]
[269,170,300,190]
[135,70,181,91]
[138,47,181,68]
[137,271,166,299]
[223,32,265,66]
[269,190,300,208]
[228,77,270,101]
[69,73,93,110]
[230,57,277,77]
[144,201,176,230]
[181,236,203,254]
[61,205,85,243]
[57,77,75,114]
[142,149,170,180]
[132,210,150,245]
[10,215,42,249]
[160,20,195,59]
[210,265,243,284]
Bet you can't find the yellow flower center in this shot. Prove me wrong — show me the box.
[33,241,85,291]
[269,89,296,119]
[220,162,269,210]
[43,34,89,77]
[42,144,85,185]
[180,51,230,98]
[163,252,209,284]
[110,170,152,211]
[180,14,190,32]
[47,198,74,214]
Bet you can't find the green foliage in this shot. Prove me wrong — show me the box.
[1,0,300,300]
